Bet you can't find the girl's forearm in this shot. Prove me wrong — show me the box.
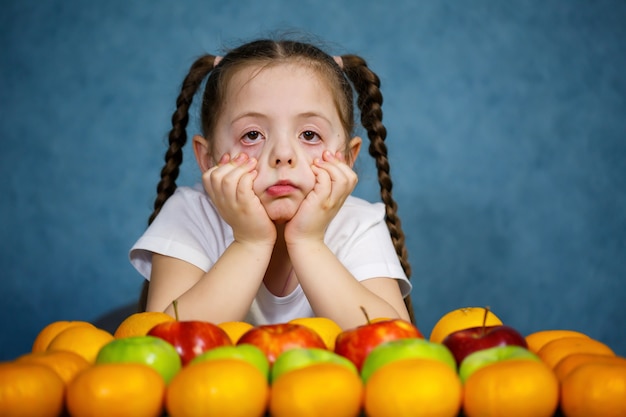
[288,240,408,329]
[158,241,273,322]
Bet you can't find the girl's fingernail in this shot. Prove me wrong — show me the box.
[324,150,337,161]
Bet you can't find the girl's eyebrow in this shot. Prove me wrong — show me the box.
[297,112,333,126]
[231,111,267,123]
[231,111,334,127]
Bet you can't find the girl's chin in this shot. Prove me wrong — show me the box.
[264,203,299,224]
[268,211,296,224]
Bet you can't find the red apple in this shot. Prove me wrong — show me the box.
[147,321,232,366]
[442,324,528,366]
[334,315,424,372]
[237,323,326,365]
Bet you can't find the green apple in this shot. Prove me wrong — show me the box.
[271,347,358,383]
[459,345,541,383]
[360,338,457,383]
[190,344,270,379]
[95,335,182,383]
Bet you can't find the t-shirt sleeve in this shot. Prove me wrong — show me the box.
[326,197,413,297]
[128,186,232,280]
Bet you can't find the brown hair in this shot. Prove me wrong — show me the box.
[141,39,415,323]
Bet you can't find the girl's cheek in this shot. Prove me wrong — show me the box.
[224,143,262,161]
[244,146,263,160]
[303,146,326,163]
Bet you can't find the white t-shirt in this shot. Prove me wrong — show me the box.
[129,184,411,325]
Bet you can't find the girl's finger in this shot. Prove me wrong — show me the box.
[316,155,353,184]
[218,153,231,165]
[217,157,255,194]
[236,160,258,202]
[231,153,249,165]
[321,150,336,162]
[312,164,332,196]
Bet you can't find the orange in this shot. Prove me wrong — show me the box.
[554,353,626,381]
[560,361,626,417]
[270,362,363,417]
[67,363,165,417]
[429,307,502,343]
[536,336,615,369]
[525,329,590,353]
[364,359,461,417]
[47,325,115,363]
[114,311,175,338]
[31,320,95,353]
[217,321,254,344]
[16,350,90,385]
[167,359,268,417]
[463,359,559,417]
[0,361,65,417]
[289,317,343,350]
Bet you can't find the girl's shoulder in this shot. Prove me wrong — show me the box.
[156,184,222,226]
[166,184,216,210]
[328,195,386,238]
[340,195,386,219]
[171,183,210,200]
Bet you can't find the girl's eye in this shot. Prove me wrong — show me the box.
[301,130,321,143]
[242,131,264,144]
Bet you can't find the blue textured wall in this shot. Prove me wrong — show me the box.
[1,1,625,360]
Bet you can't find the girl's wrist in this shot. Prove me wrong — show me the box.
[233,237,276,252]
[285,236,326,257]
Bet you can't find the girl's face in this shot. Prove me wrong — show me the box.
[208,63,360,223]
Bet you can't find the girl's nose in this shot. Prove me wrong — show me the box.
[268,135,296,167]
[274,157,293,166]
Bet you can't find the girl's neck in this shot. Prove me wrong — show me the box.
[263,225,295,296]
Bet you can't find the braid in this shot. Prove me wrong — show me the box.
[341,55,416,324]
[148,54,217,225]
[140,54,216,312]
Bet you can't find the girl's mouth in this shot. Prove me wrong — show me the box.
[266,180,297,197]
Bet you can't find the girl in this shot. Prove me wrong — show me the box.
[130,38,415,329]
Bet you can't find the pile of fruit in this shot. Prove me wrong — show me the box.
[1,306,625,417]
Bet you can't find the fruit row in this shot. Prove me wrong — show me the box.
[1,307,625,417]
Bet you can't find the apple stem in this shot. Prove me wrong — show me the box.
[172,299,180,321]
[360,306,371,324]
[481,306,490,337]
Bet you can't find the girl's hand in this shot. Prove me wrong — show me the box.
[285,150,357,244]
[203,153,276,245]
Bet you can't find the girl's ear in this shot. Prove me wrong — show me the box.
[347,136,362,167]
[192,135,212,172]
